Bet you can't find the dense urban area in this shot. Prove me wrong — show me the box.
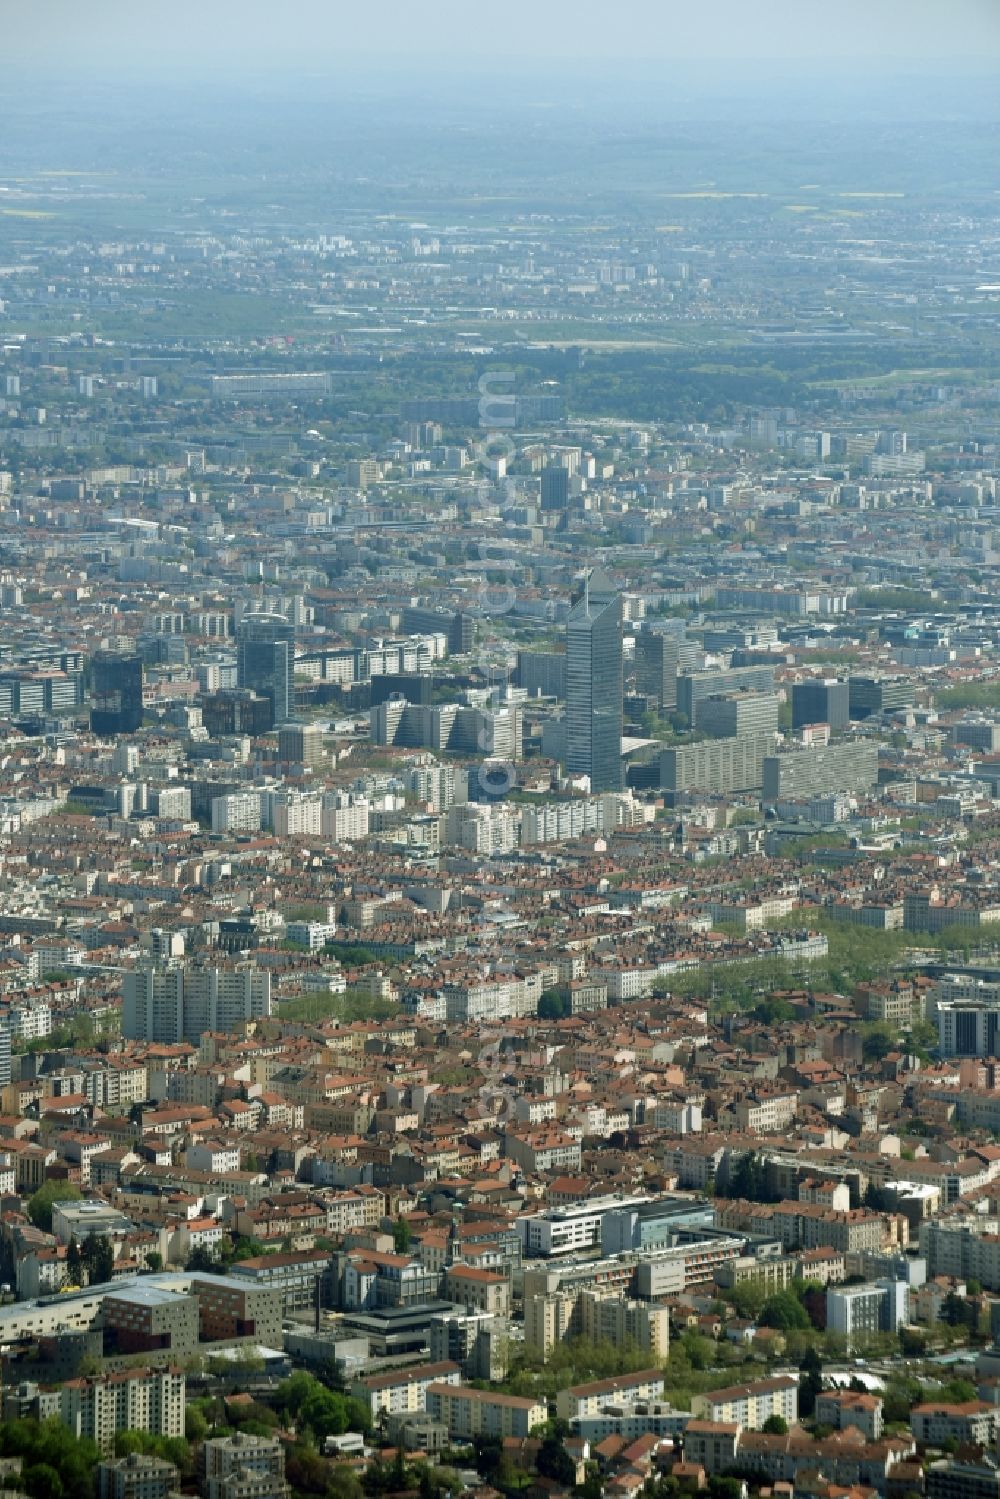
[0,51,999,1499]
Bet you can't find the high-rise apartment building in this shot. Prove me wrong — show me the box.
[762,740,879,802]
[566,570,623,793]
[236,612,295,729]
[201,1433,289,1499]
[123,961,272,1044]
[55,1366,185,1454]
[659,734,775,795]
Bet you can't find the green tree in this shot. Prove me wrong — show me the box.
[24,1463,63,1499]
[185,1245,220,1273]
[185,1406,209,1442]
[723,1280,768,1321]
[708,1481,744,1499]
[27,1181,82,1234]
[760,1292,810,1331]
[761,1414,788,1435]
[883,1376,922,1425]
[861,1023,895,1062]
[538,988,570,1019]
[301,1384,349,1441]
[328,1465,365,1499]
[537,1434,577,1486]
[66,1236,82,1283]
[393,1217,413,1255]
[232,1237,268,1262]
[940,1378,977,1403]
[82,1235,114,1285]
[0,1419,101,1499]
[940,1294,976,1331]
[798,1345,823,1418]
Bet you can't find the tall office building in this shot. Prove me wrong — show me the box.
[516,650,566,700]
[278,722,324,766]
[90,653,144,736]
[565,569,623,792]
[540,465,570,511]
[634,632,679,711]
[698,692,779,740]
[677,665,775,729]
[792,680,850,733]
[236,612,295,729]
[848,675,913,721]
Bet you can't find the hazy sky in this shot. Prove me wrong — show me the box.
[8,0,1000,70]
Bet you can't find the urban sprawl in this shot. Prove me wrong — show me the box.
[0,72,999,1499]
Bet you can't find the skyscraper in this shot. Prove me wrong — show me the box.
[236,612,295,728]
[90,652,144,736]
[635,630,679,711]
[565,569,623,792]
[540,465,569,511]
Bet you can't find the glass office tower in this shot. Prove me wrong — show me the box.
[565,569,623,792]
[236,611,295,728]
[90,652,144,735]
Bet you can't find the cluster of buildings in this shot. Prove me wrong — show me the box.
[2,85,1000,1499]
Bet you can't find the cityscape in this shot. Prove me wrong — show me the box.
[1,6,1000,1499]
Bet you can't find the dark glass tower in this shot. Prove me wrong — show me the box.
[791,679,849,732]
[90,652,144,735]
[541,465,569,511]
[565,569,623,792]
[236,612,295,729]
[635,630,679,711]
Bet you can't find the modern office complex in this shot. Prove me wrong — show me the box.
[936,998,1000,1059]
[90,652,144,736]
[848,675,914,720]
[540,464,570,511]
[698,691,780,740]
[634,631,679,711]
[236,611,295,728]
[791,679,850,732]
[676,665,775,729]
[516,649,566,699]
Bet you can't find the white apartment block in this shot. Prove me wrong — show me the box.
[268,791,323,837]
[426,1383,546,1440]
[210,792,262,835]
[353,1361,461,1421]
[557,1371,665,1424]
[56,1366,185,1454]
[322,792,370,841]
[692,1376,798,1430]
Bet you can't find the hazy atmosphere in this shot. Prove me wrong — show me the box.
[8,0,1000,69]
